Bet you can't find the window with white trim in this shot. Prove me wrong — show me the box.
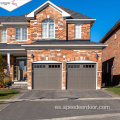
[42,19,55,38]
[16,28,27,41]
[75,24,81,39]
[1,29,6,43]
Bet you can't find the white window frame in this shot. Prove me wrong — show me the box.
[1,28,7,43]
[15,27,28,41]
[42,19,55,38]
[75,24,81,39]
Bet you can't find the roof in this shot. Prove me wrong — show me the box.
[29,40,105,45]
[0,40,107,50]
[0,15,28,24]
[99,19,120,43]
[0,43,24,50]
[57,5,93,19]
[0,2,94,23]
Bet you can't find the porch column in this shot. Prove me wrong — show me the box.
[7,53,10,73]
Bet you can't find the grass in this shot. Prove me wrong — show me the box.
[106,84,120,96]
[0,90,20,99]
[0,101,3,104]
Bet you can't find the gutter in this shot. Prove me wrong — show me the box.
[22,44,107,47]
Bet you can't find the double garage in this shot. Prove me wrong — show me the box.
[32,61,97,90]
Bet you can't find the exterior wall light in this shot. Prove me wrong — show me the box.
[96,53,99,60]
[31,54,34,59]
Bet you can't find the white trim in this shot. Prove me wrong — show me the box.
[67,60,97,64]
[66,19,96,22]
[7,53,10,73]
[15,27,28,41]
[42,19,55,38]
[28,87,32,90]
[75,24,81,39]
[14,82,27,84]
[32,61,62,64]
[26,1,71,18]
[1,28,7,43]
[22,44,108,47]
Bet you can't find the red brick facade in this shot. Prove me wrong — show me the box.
[27,49,102,89]
[102,26,120,85]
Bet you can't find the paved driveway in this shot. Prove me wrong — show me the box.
[0,90,120,120]
[20,89,117,99]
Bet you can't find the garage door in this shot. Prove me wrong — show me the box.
[67,63,96,90]
[33,63,62,90]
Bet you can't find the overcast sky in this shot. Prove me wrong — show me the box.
[0,0,119,42]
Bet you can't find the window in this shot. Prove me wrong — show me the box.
[1,29,6,43]
[75,24,81,39]
[49,65,60,68]
[42,19,55,38]
[16,28,27,41]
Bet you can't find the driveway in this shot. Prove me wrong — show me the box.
[20,89,117,99]
[0,89,120,120]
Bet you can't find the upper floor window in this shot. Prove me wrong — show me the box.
[75,24,81,39]
[42,19,55,38]
[16,28,27,41]
[1,29,6,43]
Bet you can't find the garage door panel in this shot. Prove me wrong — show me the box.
[67,63,96,90]
[33,63,62,90]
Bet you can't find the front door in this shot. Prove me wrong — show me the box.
[17,59,27,81]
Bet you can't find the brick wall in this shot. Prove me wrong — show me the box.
[27,49,102,89]
[30,5,67,42]
[102,26,120,85]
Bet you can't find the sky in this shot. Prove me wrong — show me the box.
[0,0,119,42]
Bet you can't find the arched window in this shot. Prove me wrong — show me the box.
[42,19,55,38]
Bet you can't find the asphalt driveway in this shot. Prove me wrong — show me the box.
[0,89,120,120]
[20,89,117,99]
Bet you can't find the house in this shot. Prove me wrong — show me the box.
[0,1,106,90]
[99,20,120,85]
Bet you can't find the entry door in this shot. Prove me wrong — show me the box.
[67,63,96,90]
[17,59,27,81]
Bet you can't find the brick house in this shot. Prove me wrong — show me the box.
[0,1,106,90]
[100,20,120,85]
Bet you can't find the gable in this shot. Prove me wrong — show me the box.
[26,1,71,20]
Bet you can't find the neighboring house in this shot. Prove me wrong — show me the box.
[0,1,106,90]
[100,20,120,85]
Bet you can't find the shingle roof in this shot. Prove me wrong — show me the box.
[0,5,93,23]
[57,5,93,19]
[0,15,28,24]
[30,40,105,45]
[0,43,24,49]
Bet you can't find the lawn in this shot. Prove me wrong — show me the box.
[0,90,20,99]
[0,101,3,104]
[106,85,120,96]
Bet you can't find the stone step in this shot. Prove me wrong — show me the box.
[11,82,27,89]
